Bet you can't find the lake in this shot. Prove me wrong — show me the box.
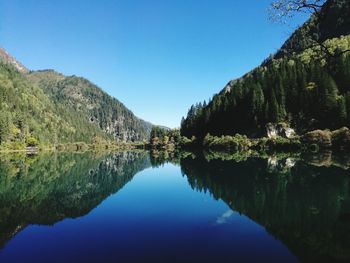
[0,150,349,262]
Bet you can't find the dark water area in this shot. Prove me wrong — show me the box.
[0,150,349,263]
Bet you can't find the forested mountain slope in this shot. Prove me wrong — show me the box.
[28,70,152,142]
[181,0,350,139]
[0,49,152,149]
[272,0,350,60]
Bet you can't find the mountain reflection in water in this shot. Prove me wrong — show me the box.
[0,150,349,263]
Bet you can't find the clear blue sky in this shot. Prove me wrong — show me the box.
[0,0,308,128]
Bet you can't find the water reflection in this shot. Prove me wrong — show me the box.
[0,151,150,248]
[179,151,350,263]
[0,150,349,262]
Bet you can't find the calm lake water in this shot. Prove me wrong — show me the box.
[0,151,349,263]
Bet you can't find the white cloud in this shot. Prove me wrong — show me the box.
[216,209,234,224]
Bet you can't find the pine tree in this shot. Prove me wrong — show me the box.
[0,111,10,144]
[337,96,347,124]
[270,89,280,122]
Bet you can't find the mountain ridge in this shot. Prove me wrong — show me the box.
[0,48,29,73]
[181,0,350,139]
[271,0,350,61]
[0,48,153,148]
[27,69,153,141]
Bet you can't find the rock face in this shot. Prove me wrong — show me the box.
[331,127,350,149]
[302,130,332,148]
[266,123,296,139]
[302,127,350,149]
[0,48,28,73]
[267,157,296,173]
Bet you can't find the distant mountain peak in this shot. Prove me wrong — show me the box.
[0,48,29,73]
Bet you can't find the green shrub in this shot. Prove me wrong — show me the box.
[26,136,39,147]
[0,141,26,151]
[255,136,301,151]
[203,133,251,151]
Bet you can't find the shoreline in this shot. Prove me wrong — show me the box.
[149,127,350,153]
[0,142,148,154]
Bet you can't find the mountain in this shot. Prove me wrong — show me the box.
[28,70,152,141]
[181,0,350,139]
[272,0,350,61]
[0,50,152,149]
[0,48,28,73]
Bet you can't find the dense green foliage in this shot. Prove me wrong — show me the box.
[182,36,350,138]
[181,0,350,140]
[0,63,109,149]
[201,133,302,152]
[149,126,193,149]
[203,133,252,151]
[29,70,152,142]
[0,61,152,150]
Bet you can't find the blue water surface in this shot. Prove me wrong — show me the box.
[0,162,298,263]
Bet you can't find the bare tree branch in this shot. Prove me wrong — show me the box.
[269,0,349,60]
[269,0,326,23]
